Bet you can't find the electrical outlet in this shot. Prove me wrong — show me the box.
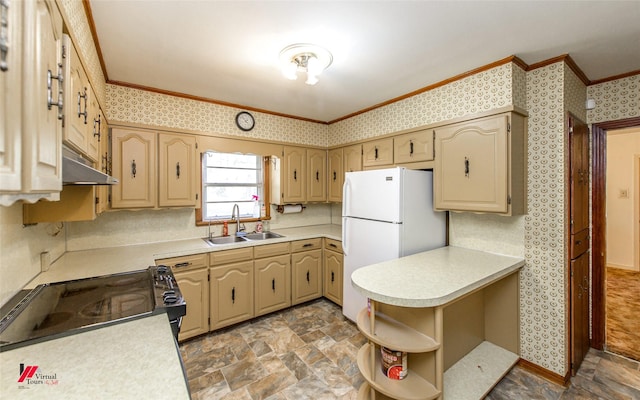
[40,251,51,272]
[619,188,629,199]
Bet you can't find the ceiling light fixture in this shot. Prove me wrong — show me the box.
[279,43,333,85]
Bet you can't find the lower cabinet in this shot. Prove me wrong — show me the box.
[156,253,209,342]
[254,242,291,316]
[291,238,323,305]
[323,238,343,306]
[209,248,254,330]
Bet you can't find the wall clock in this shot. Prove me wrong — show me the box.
[235,111,255,131]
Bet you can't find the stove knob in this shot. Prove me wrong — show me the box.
[163,295,178,304]
[156,265,168,274]
[162,290,176,297]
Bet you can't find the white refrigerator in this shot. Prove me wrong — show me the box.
[341,167,446,322]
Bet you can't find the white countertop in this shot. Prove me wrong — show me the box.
[26,224,342,288]
[351,246,524,308]
[0,313,190,399]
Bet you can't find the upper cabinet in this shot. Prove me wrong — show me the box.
[394,129,434,167]
[270,145,306,204]
[362,138,393,169]
[433,112,527,215]
[1,0,63,206]
[111,128,198,210]
[343,144,362,174]
[327,148,343,202]
[111,128,157,209]
[306,148,326,202]
[158,133,198,207]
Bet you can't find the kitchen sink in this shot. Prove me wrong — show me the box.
[203,236,247,245]
[243,232,284,241]
[203,231,284,245]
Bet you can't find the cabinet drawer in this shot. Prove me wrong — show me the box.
[156,253,208,272]
[571,229,589,258]
[291,238,322,253]
[254,242,291,259]
[324,238,343,253]
[210,247,253,265]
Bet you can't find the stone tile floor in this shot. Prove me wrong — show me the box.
[179,299,640,400]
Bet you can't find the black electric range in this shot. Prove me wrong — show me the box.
[0,265,186,351]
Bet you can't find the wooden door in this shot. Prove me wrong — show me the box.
[324,249,343,305]
[568,113,590,375]
[362,138,393,168]
[291,249,322,305]
[571,251,590,374]
[21,0,63,193]
[307,148,326,202]
[434,115,508,213]
[175,268,209,341]
[210,261,254,330]
[95,108,109,214]
[86,85,100,162]
[394,130,434,164]
[283,146,305,203]
[0,0,22,192]
[158,133,197,207]
[111,128,156,208]
[254,255,291,316]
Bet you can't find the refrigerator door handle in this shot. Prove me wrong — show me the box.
[342,217,349,256]
[342,177,352,216]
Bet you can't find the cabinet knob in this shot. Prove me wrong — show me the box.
[409,140,414,155]
[231,287,235,304]
[131,160,137,178]
[176,162,181,179]
[77,88,88,123]
[464,157,470,177]
[306,270,310,283]
[272,278,275,292]
[1,0,10,72]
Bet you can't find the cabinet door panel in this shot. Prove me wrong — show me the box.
[158,133,197,207]
[435,115,508,213]
[21,0,63,193]
[291,249,322,305]
[362,138,393,168]
[328,148,343,202]
[324,249,343,306]
[394,130,433,164]
[0,0,22,192]
[283,146,306,203]
[111,128,156,208]
[255,255,291,316]
[210,261,254,330]
[62,35,89,156]
[343,144,362,173]
[307,148,326,202]
[86,85,100,162]
[175,268,209,341]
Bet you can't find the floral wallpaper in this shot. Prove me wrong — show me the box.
[587,75,640,124]
[105,85,328,147]
[328,63,518,146]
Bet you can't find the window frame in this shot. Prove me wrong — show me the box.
[195,154,271,226]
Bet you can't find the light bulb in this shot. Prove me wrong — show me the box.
[282,61,298,80]
[307,55,323,76]
[305,73,319,85]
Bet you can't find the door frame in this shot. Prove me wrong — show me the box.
[591,116,640,350]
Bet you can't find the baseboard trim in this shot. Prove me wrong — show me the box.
[517,359,570,387]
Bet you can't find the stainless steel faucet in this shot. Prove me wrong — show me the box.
[231,204,245,235]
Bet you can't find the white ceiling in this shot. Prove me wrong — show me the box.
[89,1,640,123]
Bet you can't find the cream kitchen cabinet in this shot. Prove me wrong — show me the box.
[157,253,209,341]
[1,0,63,206]
[209,248,254,330]
[394,129,434,168]
[111,128,156,208]
[343,144,363,174]
[323,238,343,306]
[307,148,327,202]
[270,145,306,204]
[158,133,198,207]
[95,108,110,214]
[327,148,343,202]
[254,242,291,316]
[291,238,323,305]
[62,34,99,162]
[434,112,527,215]
[362,138,393,169]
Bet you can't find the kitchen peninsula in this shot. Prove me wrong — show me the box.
[351,246,524,400]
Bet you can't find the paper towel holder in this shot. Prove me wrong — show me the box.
[276,204,306,214]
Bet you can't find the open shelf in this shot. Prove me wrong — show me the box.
[356,308,440,353]
[357,343,440,400]
[443,341,519,400]
[357,382,396,400]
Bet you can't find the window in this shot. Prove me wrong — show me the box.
[201,152,264,221]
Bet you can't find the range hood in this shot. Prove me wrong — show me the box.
[62,146,118,185]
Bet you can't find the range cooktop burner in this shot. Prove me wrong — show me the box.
[0,266,186,351]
